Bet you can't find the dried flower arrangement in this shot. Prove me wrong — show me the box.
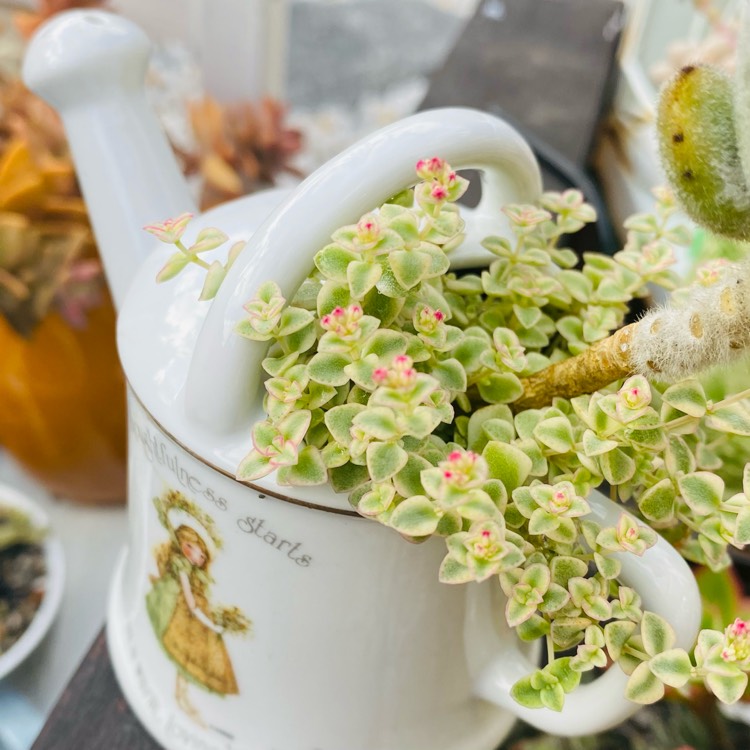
[149,147,750,712]
[1,0,303,337]
[0,80,103,337]
[177,96,303,210]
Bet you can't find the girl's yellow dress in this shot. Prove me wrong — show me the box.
[147,547,239,695]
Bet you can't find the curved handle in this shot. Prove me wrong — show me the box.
[186,107,542,432]
[23,10,197,310]
[465,489,701,737]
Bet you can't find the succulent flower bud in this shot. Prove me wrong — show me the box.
[144,212,193,243]
[438,449,488,490]
[320,304,363,337]
[721,618,750,668]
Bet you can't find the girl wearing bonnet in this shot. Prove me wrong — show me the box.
[147,490,250,725]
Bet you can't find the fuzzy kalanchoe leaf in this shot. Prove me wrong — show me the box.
[630,261,750,381]
[656,2,750,241]
[657,65,750,240]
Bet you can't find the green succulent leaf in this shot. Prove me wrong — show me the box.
[348,260,382,298]
[648,649,692,688]
[315,244,358,281]
[432,359,467,392]
[390,496,439,537]
[276,445,327,486]
[389,250,430,289]
[308,352,352,386]
[662,380,707,418]
[156,251,191,283]
[641,611,676,657]
[678,472,724,516]
[366,442,408,483]
[329,462,370,493]
[582,429,618,457]
[706,671,748,704]
[639,478,676,523]
[483,441,533,491]
[439,555,474,584]
[533,417,575,453]
[604,620,636,661]
[517,614,551,641]
[599,448,636,485]
[478,373,524,404]
[625,661,665,705]
[510,675,545,709]
[190,226,228,253]
[236,450,273,481]
[705,404,750,436]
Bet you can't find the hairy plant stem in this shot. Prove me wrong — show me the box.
[514,323,637,411]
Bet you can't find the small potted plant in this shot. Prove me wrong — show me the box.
[24,9,750,744]
[151,150,750,712]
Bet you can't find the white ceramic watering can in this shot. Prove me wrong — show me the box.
[24,11,701,750]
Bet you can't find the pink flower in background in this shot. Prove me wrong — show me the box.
[55,259,104,329]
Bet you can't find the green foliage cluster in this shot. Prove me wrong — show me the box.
[154,159,750,712]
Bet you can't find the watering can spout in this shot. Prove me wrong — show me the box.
[22,9,197,310]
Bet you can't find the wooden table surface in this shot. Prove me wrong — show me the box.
[31,2,626,748]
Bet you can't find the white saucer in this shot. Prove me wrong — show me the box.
[0,482,65,681]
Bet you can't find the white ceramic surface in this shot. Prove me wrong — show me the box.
[23,9,703,750]
[0,483,65,682]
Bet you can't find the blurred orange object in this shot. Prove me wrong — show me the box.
[0,82,126,504]
[0,289,126,503]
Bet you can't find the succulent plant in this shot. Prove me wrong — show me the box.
[0,504,43,551]
[657,4,750,242]
[150,147,750,713]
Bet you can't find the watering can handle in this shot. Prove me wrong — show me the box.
[187,108,543,432]
[465,489,702,736]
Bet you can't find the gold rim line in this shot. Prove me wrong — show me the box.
[128,388,362,518]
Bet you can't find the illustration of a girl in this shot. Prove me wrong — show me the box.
[146,490,250,725]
